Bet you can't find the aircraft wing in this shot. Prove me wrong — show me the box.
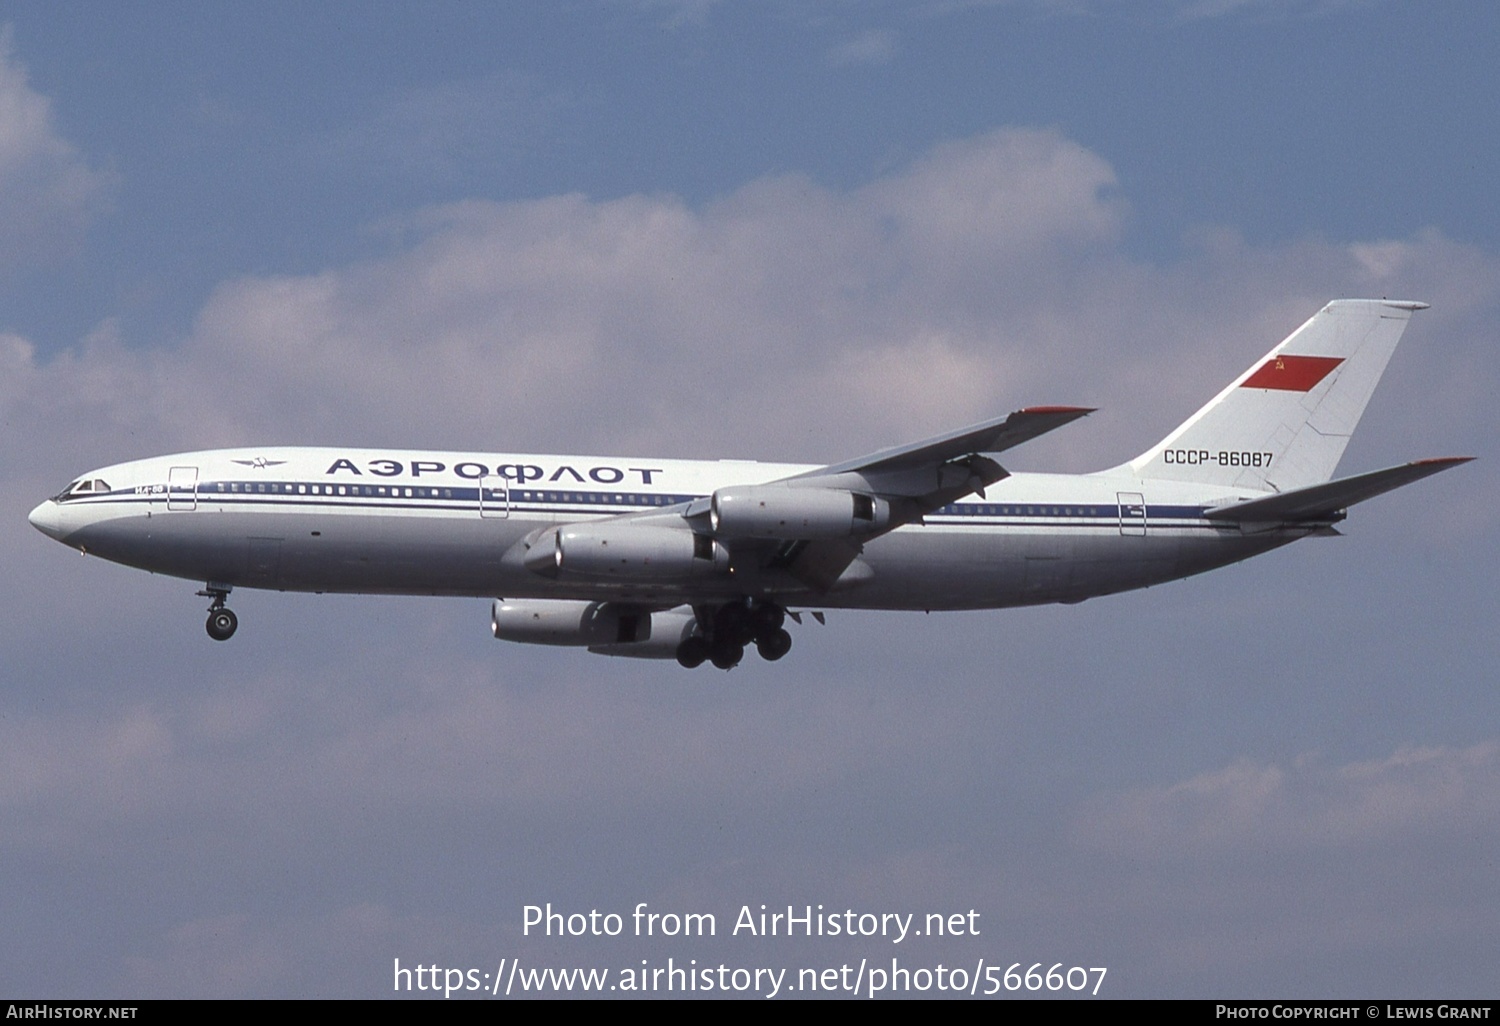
[1204,457,1473,525]
[791,406,1095,481]
[708,406,1093,590]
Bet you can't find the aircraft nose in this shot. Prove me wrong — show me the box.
[28,499,66,541]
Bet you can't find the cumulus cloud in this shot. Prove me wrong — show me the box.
[0,30,111,271]
[3,128,1134,463]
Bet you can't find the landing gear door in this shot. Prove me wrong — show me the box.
[479,474,509,519]
[168,466,199,511]
[1117,492,1146,536]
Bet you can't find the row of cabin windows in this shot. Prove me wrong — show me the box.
[205,482,688,506]
[939,504,1120,518]
[213,482,443,498]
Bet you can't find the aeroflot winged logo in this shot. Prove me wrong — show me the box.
[1240,355,1344,391]
[231,457,287,469]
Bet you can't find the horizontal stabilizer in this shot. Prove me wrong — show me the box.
[1205,457,1472,523]
[801,406,1093,480]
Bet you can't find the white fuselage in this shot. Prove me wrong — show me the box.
[28,446,1294,612]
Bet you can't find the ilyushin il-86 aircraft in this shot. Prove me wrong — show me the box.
[30,299,1470,670]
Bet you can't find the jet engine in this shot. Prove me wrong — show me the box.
[491,600,698,659]
[709,485,890,539]
[523,524,729,580]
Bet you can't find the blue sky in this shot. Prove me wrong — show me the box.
[4,0,1498,998]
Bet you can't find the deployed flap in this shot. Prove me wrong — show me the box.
[1205,457,1472,523]
[794,406,1094,480]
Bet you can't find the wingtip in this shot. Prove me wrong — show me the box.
[1018,405,1096,416]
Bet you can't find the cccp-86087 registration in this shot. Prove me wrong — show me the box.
[1162,448,1275,467]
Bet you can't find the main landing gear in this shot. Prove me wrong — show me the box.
[197,584,238,641]
[676,600,793,670]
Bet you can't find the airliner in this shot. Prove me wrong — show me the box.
[29,299,1469,669]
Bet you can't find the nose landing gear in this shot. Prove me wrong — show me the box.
[197,584,238,641]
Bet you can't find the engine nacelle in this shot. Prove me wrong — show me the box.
[491,599,651,647]
[523,524,729,580]
[710,485,890,539]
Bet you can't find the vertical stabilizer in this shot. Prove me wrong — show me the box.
[1126,299,1425,491]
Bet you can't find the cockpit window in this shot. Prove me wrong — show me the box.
[52,478,110,502]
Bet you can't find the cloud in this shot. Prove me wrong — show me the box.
[0,29,112,272]
[7,125,1496,477]
[1076,741,1500,856]
[3,128,1137,464]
